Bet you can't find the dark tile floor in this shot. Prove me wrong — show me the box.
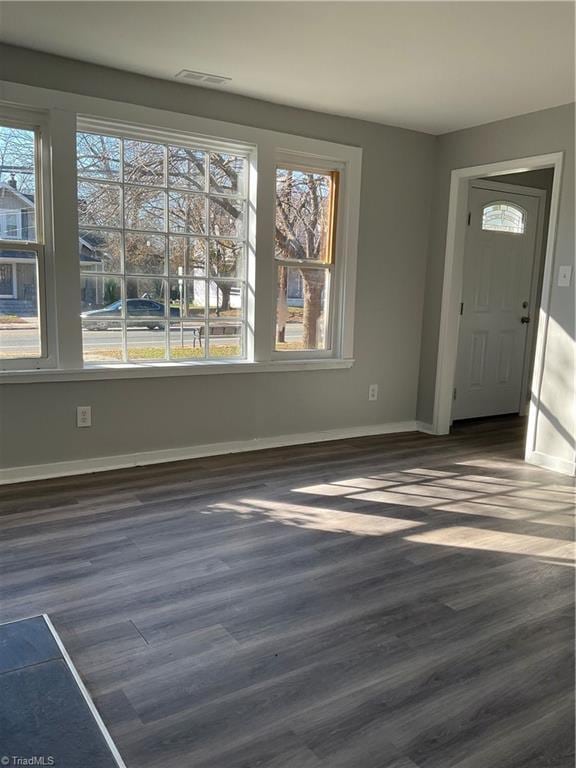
[0,616,122,767]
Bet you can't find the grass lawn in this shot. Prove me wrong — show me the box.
[288,307,303,322]
[84,344,241,362]
[274,341,308,351]
[0,315,29,324]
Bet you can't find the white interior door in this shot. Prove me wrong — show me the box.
[453,183,541,420]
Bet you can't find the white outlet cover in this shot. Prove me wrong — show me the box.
[77,406,92,428]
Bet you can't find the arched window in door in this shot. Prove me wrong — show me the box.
[482,202,526,234]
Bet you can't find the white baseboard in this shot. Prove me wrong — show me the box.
[0,420,418,485]
[525,449,576,478]
[416,421,437,435]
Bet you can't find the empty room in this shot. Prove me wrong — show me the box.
[0,2,574,766]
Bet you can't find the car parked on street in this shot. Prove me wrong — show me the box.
[81,299,180,330]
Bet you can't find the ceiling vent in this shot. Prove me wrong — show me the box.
[175,69,232,86]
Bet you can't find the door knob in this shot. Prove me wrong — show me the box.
[521,316,530,324]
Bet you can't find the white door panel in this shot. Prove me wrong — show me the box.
[453,185,540,420]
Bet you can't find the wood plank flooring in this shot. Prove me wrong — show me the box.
[0,417,574,767]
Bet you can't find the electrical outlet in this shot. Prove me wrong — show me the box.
[77,406,92,428]
[558,265,572,287]
[368,384,378,401]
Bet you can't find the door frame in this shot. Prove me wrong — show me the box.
[457,179,547,419]
[430,152,564,459]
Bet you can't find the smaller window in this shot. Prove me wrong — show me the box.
[274,166,339,353]
[482,202,526,234]
[0,121,45,365]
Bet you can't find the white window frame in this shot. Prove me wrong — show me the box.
[0,106,55,371]
[0,82,361,382]
[272,154,345,360]
[76,117,253,365]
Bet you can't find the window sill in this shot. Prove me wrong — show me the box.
[0,358,354,384]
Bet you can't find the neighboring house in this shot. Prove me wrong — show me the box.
[287,268,304,306]
[0,180,102,314]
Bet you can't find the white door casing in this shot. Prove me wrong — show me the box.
[453,183,542,420]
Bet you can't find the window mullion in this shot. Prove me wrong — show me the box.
[35,245,49,361]
[49,108,83,369]
[119,137,128,363]
[163,143,169,362]
[203,279,208,360]
[250,144,273,363]
[204,155,210,359]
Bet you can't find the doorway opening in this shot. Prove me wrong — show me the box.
[431,152,564,472]
[453,171,553,421]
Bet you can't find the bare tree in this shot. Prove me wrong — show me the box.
[275,169,331,348]
[0,126,36,194]
[78,137,245,311]
[0,126,37,240]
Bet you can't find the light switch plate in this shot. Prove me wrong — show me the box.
[558,265,572,287]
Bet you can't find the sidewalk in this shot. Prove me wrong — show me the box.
[0,319,38,331]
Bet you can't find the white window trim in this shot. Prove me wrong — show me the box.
[0,80,361,379]
[271,153,345,360]
[0,357,354,384]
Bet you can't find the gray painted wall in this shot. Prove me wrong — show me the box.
[0,45,436,468]
[417,104,575,466]
[0,46,573,473]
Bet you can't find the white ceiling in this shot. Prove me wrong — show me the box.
[0,1,574,134]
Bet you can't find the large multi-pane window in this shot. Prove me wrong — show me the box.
[77,130,248,363]
[274,166,338,353]
[0,120,44,362]
[0,98,359,376]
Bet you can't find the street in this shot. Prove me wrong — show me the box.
[1,323,305,357]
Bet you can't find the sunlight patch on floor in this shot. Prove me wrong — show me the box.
[334,477,399,490]
[512,487,576,503]
[455,458,531,471]
[214,499,425,536]
[431,500,573,527]
[459,474,537,488]
[292,467,575,524]
[402,468,457,478]
[431,477,517,494]
[404,526,575,561]
[350,490,442,507]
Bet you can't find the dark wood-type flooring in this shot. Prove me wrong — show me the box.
[0,417,574,768]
